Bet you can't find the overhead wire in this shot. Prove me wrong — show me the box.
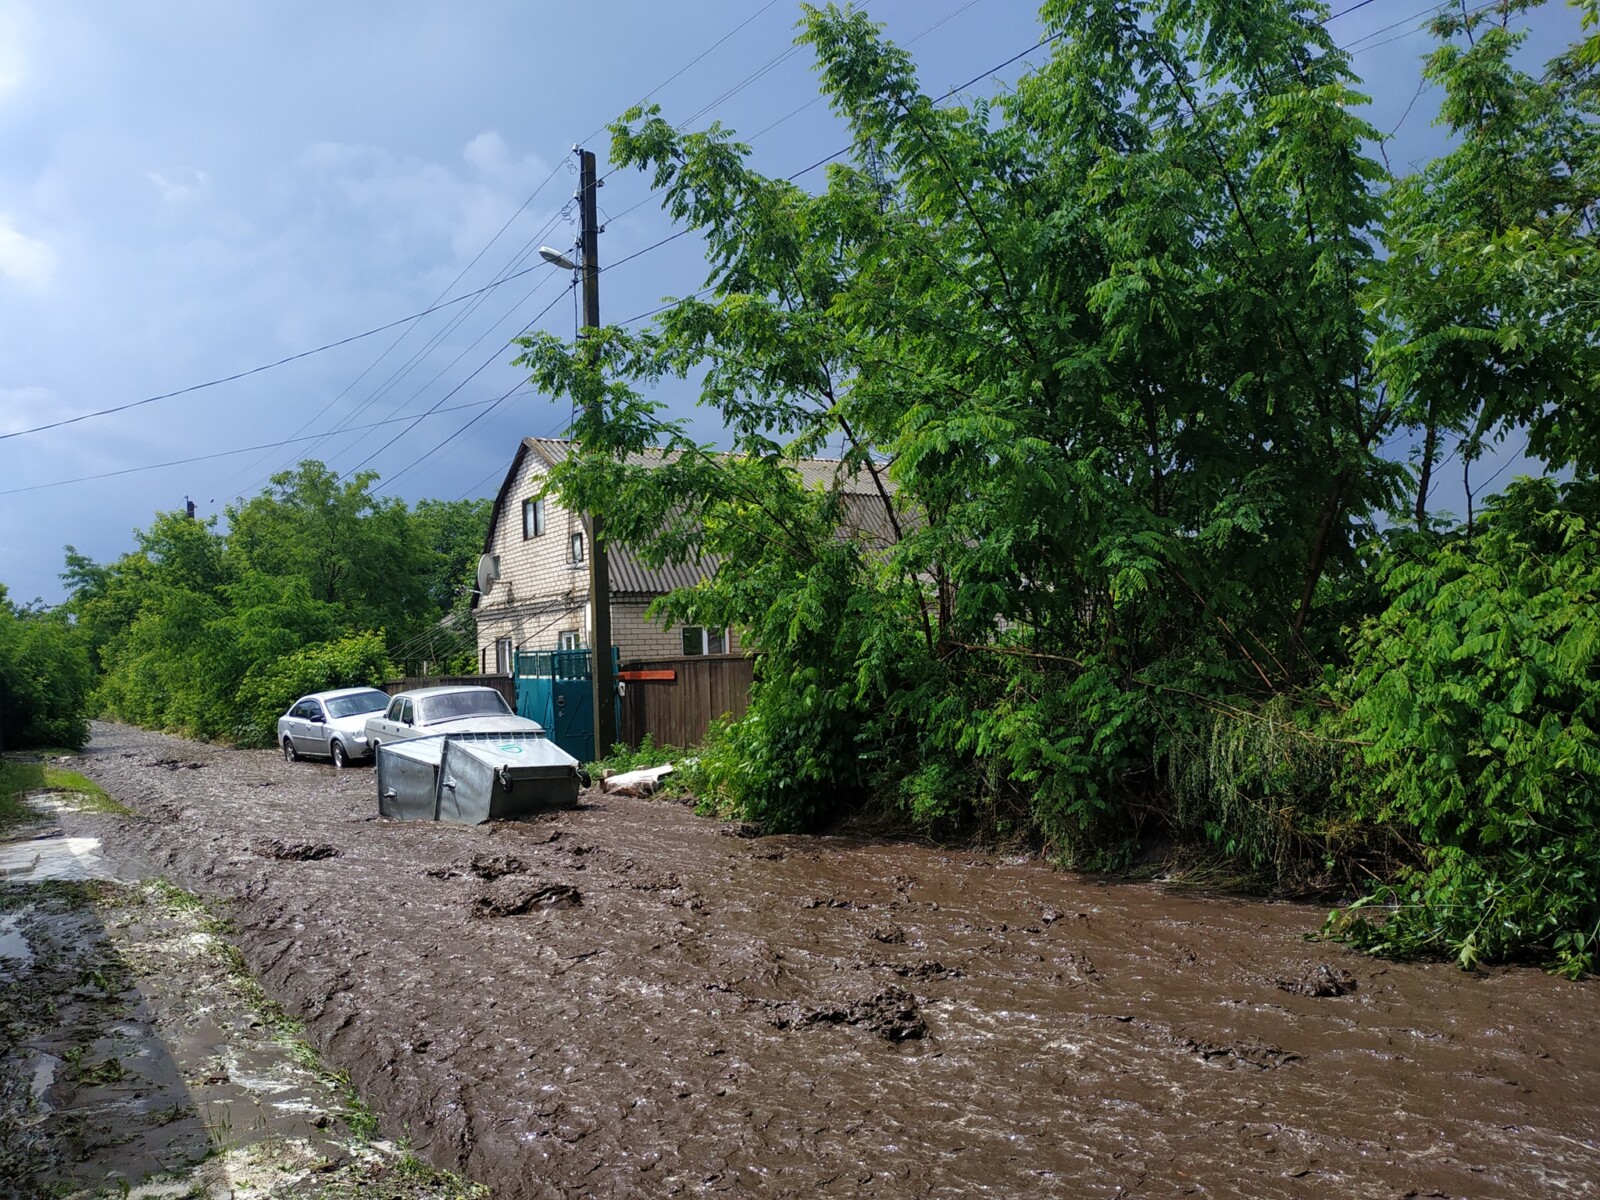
[0,264,550,444]
[230,158,573,488]
[336,278,577,483]
[255,3,806,488]
[0,398,507,498]
[3,0,1488,498]
[255,0,827,493]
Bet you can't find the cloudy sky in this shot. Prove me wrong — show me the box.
[0,0,1586,604]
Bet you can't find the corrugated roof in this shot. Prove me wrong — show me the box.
[607,547,722,598]
[495,437,902,599]
[524,437,895,496]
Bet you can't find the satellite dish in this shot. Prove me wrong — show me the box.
[476,554,495,595]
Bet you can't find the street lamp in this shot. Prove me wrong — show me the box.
[538,246,578,271]
[540,150,616,761]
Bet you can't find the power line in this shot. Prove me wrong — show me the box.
[5,0,1489,499]
[323,248,564,471]
[336,279,578,485]
[296,211,569,449]
[269,1,806,484]
[0,263,545,443]
[233,159,573,489]
[0,397,507,498]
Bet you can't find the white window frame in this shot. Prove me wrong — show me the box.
[681,626,729,656]
[494,637,513,675]
[569,532,585,565]
[557,630,582,652]
[523,497,545,539]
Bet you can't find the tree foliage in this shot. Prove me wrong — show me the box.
[521,0,1392,843]
[519,0,1600,970]
[1333,480,1600,976]
[64,462,487,747]
[0,583,93,750]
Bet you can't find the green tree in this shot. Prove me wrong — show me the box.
[0,583,94,750]
[519,0,1392,846]
[1373,0,1600,526]
[226,461,431,645]
[63,469,445,744]
[1332,479,1600,977]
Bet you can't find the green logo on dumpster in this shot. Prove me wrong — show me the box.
[499,743,523,754]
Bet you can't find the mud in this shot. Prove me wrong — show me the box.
[53,721,1600,1197]
[0,865,479,1199]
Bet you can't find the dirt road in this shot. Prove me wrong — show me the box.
[59,722,1600,1197]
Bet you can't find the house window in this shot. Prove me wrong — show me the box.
[569,532,585,564]
[490,555,502,579]
[495,637,513,675]
[681,626,728,656]
[557,630,582,652]
[523,498,545,538]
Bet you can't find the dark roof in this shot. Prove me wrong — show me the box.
[477,437,899,604]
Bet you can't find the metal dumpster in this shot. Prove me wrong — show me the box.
[377,731,585,824]
[376,737,446,820]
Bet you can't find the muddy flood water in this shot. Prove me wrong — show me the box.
[57,722,1600,1197]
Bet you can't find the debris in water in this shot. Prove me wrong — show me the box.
[770,986,928,1043]
[472,881,582,917]
[251,839,340,862]
[1176,1034,1301,1070]
[1275,963,1359,998]
[468,854,527,880]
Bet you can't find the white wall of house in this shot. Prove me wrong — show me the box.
[475,451,741,669]
[475,453,586,670]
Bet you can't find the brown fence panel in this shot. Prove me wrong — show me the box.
[619,655,754,750]
[382,674,515,708]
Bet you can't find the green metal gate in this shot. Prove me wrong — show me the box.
[512,648,620,764]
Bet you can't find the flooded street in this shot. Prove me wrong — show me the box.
[58,722,1600,1197]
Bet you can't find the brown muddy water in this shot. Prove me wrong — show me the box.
[57,722,1600,1197]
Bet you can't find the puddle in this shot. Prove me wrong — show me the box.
[0,912,32,964]
[0,832,117,881]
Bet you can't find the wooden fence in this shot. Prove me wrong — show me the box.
[618,655,754,751]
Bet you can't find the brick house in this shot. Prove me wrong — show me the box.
[471,437,897,673]
[472,438,739,674]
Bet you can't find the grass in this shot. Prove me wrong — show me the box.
[589,733,700,801]
[146,879,385,1141]
[0,755,129,830]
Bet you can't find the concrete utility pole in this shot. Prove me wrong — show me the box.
[577,148,617,757]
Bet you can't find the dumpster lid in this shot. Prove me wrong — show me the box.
[445,735,579,772]
[380,737,447,767]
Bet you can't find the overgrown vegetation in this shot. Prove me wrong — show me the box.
[518,0,1600,973]
[0,582,92,751]
[0,756,127,830]
[42,463,490,748]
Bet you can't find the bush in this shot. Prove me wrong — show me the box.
[233,632,396,747]
[1330,479,1600,976]
[0,595,92,751]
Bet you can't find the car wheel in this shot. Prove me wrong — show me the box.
[331,740,348,770]
[282,737,299,763]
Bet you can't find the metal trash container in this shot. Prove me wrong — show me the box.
[377,737,447,820]
[378,731,585,824]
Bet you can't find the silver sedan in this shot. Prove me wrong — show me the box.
[277,687,391,768]
[364,685,542,753]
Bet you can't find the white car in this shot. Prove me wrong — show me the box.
[278,687,391,768]
[364,685,542,752]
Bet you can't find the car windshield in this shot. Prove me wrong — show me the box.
[325,690,390,719]
[420,690,511,723]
